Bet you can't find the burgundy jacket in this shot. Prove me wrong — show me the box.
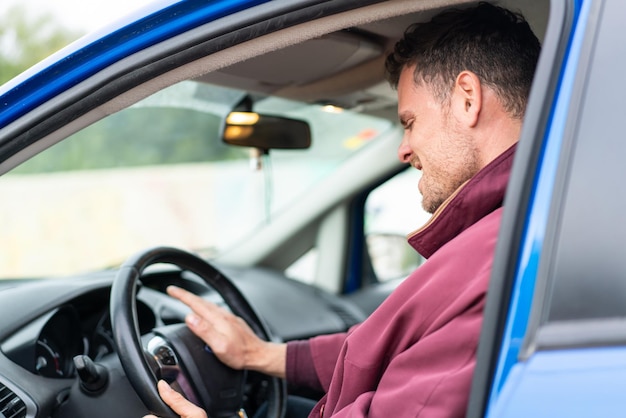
[285,144,516,417]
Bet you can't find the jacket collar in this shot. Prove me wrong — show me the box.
[408,143,517,258]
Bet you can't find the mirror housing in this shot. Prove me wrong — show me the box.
[222,112,311,150]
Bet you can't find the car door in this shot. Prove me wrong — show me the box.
[468,0,626,416]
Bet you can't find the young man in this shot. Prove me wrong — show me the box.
[144,3,541,417]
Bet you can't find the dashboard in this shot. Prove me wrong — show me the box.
[0,263,366,417]
[2,296,156,380]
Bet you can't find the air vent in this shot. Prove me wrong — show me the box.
[326,302,365,328]
[0,382,27,418]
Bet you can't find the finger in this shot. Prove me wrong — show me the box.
[157,380,206,418]
[184,312,236,355]
[184,313,218,341]
[167,286,226,319]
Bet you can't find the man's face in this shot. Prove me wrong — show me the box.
[396,65,481,214]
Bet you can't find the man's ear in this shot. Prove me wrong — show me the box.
[452,71,482,127]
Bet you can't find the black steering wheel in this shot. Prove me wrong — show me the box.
[110,246,286,418]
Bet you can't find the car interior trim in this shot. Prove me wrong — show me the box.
[531,318,626,352]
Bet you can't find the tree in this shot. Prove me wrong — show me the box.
[0,5,83,85]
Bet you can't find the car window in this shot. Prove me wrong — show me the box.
[546,0,626,323]
[285,249,318,285]
[364,169,429,281]
[0,80,392,278]
[285,169,430,287]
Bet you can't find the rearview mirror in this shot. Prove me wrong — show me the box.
[222,112,311,150]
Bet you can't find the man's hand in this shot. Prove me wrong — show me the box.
[142,380,207,418]
[167,285,287,378]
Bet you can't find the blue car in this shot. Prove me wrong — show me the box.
[0,0,622,417]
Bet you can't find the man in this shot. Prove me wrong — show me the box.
[144,2,541,417]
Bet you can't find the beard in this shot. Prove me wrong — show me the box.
[418,134,481,214]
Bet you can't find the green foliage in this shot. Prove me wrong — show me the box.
[0,5,83,85]
[11,107,249,174]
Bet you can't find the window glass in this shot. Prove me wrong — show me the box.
[364,169,429,281]
[285,249,317,285]
[547,0,626,321]
[0,81,392,278]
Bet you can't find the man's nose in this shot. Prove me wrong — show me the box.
[397,135,413,163]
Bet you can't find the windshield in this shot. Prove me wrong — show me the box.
[0,80,392,278]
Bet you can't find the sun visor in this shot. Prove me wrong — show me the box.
[203,31,383,93]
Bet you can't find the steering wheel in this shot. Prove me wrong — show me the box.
[110,246,286,418]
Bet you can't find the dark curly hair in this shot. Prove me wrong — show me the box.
[385,2,540,119]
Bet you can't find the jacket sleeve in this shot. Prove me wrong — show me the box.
[327,300,484,418]
[286,332,348,392]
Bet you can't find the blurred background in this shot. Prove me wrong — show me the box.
[0,0,154,85]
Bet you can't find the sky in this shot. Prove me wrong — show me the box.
[0,0,157,33]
